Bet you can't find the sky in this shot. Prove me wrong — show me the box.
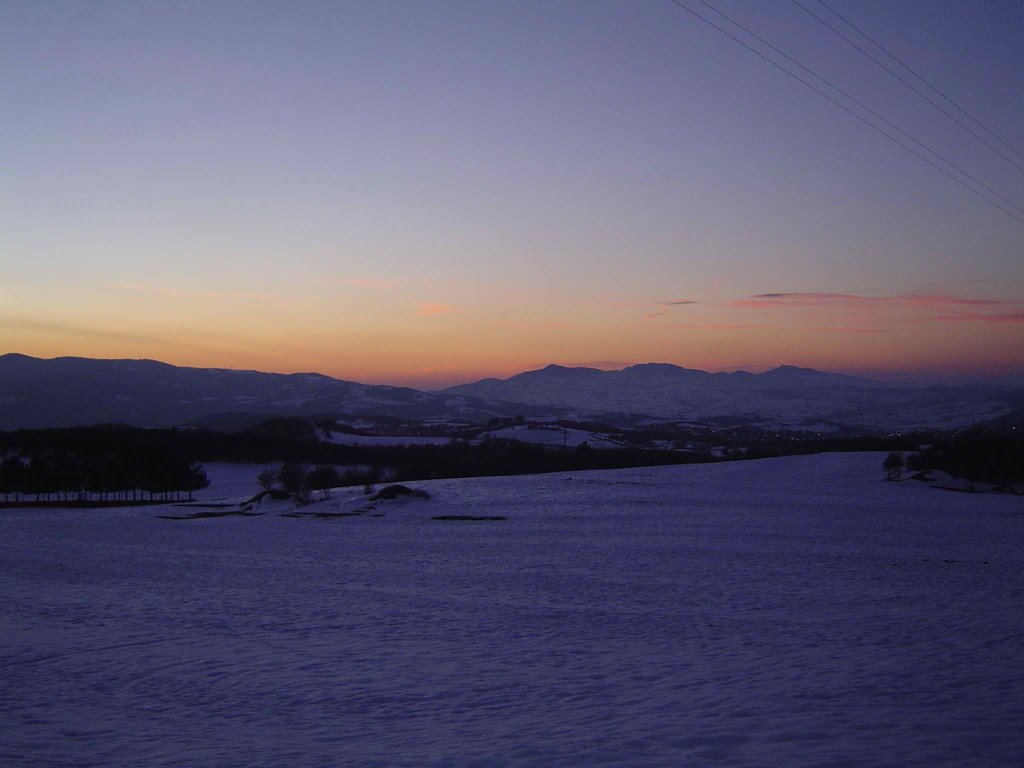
[2,0,1023,388]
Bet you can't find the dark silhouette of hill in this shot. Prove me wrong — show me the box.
[0,354,501,430]
[445,362,1023,430]
[2,354,1021,432]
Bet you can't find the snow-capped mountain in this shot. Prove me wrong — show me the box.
[444,362,1022,430]
[1,354,1020,431]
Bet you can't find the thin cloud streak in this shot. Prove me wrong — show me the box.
[416,303,456,317]
[0,313,232,354]
[752,292,863,301]
[731,292,872,309]
[900,294,1003,307]
[610,299,699,309]
[929,311,1024,324]
[114,283,274,301]
[662,322,763,330]
[818,327,890,335]
[734,292,1011,311]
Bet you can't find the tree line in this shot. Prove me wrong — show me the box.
[0,446,208,504]
[5,420,992,507]
[0,424,713,505]
[904,427,1024,492]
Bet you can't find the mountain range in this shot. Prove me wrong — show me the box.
[0,353,500,430]
[1,353,1020,432]
[445,363,1020,430]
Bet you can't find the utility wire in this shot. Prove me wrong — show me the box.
[693,0,1024,217]
[665,0,1024,225]
[815,0,1024,164]
[791,0,1024,175]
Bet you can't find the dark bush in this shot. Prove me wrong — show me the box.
[909,428,1024,491]
[883,451,905,480]
[371,484,430,501]
[305,465,341,499]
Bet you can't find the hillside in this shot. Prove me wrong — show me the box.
[2,453,1022,766]
[0,353,500,429]
[445,362,1021,430]
[1,354,1020,432]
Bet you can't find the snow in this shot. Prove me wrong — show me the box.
[193,462,277,501]
[481,425,621,448]
[321,432,454,447]
[1,453,1022,766]
[320,425,622,449]
[445,364,1017,430]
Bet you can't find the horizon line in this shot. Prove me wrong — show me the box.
[4,351,1022,390]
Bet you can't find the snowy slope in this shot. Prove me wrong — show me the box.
[2,453,1022,767]
[193,462,278,501]
[480,424,622,448]
[4,354,1020,431]
[446,362,1021,429]
[320,425,621,449]
[321,432,455,448]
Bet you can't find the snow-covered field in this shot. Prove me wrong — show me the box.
[320,425,621,449]
[2,453,1022,767]
[193,462,278,501]
[322,433,454,448]
[480,425,621,449]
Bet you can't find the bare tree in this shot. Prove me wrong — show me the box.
[883,451,905,481]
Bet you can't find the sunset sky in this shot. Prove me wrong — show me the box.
[3,0,1023,387]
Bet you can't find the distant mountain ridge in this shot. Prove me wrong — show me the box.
[0,353,499,430]
[1,353,1021,432]
[444,361,1020,431]
[444,361,891,416]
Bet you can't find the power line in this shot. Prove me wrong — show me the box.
[791,0,1024,176]
[815,0,1024,164]
[693,0,1024,217]
[664,0,1024,225]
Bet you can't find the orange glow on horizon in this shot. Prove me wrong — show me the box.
[3,287,1021,388]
